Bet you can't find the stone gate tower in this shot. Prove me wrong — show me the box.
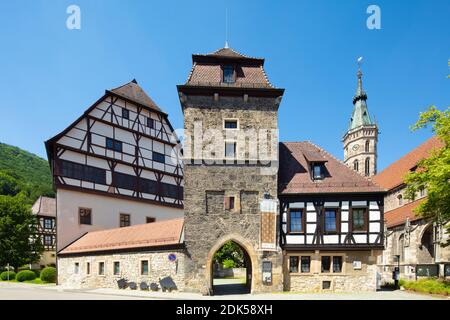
[343,65,378,177]
[177,46,285,294]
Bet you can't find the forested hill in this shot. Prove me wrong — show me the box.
[0,142,54,203]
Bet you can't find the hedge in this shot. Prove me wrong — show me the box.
[40,267,57,283]
[0,271,16,281]
[402,278,450,296]
[16,270,36,282]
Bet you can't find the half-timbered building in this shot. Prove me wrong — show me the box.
[279,141,385,292]
[45,80,184,251]
[31,196,56,267]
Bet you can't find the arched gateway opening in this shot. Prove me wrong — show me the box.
[208,240,253,295]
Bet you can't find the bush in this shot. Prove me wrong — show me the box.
[40,267,56,283]
[222,259,236,269]
[0,271,16,281]
[34,269,41,278]
[15,270,36,282]
[402,278,450,296]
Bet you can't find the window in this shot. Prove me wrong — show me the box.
[74,262,79,274]
[224,119,238,129]
[365,140,370,152]
[161,182,181,199]
[289,209,303,233]
[79,208,92,225]
[146,217,156,223]
[352,208,367,232]
[44,218,53,230]
[313,164,323,180]
[301,256,311,273]
[333,256,343,273]
[324,209,338,233]
[99,262,105,275]
[398,194,403,206]
[222,66,235,83]
[419,187,426,198]
[113,262,120,275]
[321,256,331,273]
[365,158,370,176]
[147,117,154,128]
[353,160,359,172]
[120,214,130,227]
[122,108,129,119]
[113,172,137,190]
[59,160,106,184]
[44,235,53,246]
[141,260,149,275]
[106,137,123,152]
[225,142,236,158]
[152,151,165,163]
[224,196,235,210]
[289,256,299,273]
[86,262,90,275]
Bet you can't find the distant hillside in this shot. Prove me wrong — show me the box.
[0,142,54,203]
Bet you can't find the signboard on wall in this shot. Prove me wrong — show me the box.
[260,199,278,251]
[352,261,362,270]
[416,264,439,277]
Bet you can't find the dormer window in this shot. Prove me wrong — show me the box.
[223,66,235,83]
[312,163,323,180]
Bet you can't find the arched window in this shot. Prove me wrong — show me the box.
[365,140,370,152]
[353,160,359,172]
[398,194,403,206]
[365,158,370,176]
[421,225,434,260]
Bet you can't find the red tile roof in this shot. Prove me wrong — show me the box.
[186,47,274,89]
[373,136,444,190]
[59,218,184,255]
[279,141,384,194]
[384,199,424,228]
[31,196,56,217]
[108,80,162,112]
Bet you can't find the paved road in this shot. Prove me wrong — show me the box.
[0,281,446,300]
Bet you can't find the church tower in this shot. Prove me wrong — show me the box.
[343,63,378,177]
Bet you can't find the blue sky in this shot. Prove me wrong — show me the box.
[0,0,448,171]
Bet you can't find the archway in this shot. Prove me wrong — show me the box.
[420,224,435,262]
[206,236,255,295]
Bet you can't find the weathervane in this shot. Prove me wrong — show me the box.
[357,56,363,69]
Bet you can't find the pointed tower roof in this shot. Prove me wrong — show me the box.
[348,68,375,131]
[107,79,161,112]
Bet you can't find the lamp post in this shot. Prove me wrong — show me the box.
[394,255,400,289]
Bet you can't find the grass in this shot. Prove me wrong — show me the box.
[400,278,450,296]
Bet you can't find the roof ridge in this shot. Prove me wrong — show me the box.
[305,140,380,185]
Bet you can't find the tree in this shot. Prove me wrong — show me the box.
[0,195,43,269]
[213,241,245,268]
[404,106,450,245]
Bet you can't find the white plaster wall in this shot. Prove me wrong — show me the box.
[56,189,183,251]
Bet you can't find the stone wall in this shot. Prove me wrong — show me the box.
[181,94,284,294]
[57,249,185,290]
[379,218,450,282]
[284,250,381,292]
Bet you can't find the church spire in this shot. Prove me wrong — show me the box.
[348,60,373,131]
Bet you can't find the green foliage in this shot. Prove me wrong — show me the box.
[0,271,16,281]
[222,258,236,269]
[16,270,36,282]
[402,278,450,296]
[0,142,54,204]
[40,267,57,283]
[213,241,245,268]
[404,106,450,245]
[0,195,43,269]
[34,269,41,278]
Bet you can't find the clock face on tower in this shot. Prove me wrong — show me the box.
[352,144,360,151]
